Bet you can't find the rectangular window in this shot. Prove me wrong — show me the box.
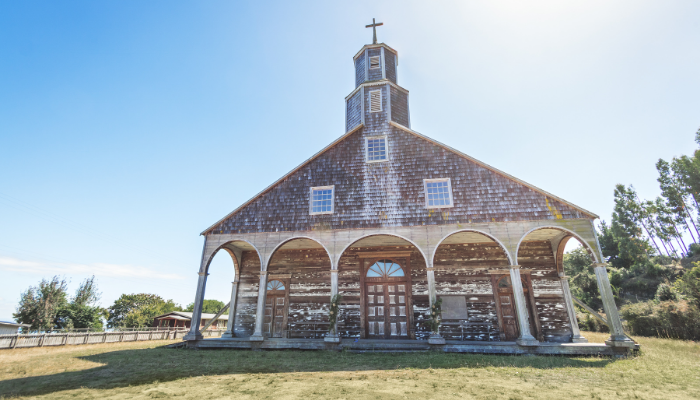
[369,90,382,112]
[309,185,334,215]
[369,56,380,69]
[366,136,388,162]
[424,178,454,208]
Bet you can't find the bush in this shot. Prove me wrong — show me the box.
[655,283,678,301]
[576,311,609,333]
[620,300,700,341]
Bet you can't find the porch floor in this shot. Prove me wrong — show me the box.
[185,337,638,356]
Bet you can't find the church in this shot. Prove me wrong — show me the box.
[183,21,636,355]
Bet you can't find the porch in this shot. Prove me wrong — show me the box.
[184,336,637,356]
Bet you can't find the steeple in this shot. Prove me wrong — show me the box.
[345,21,410,133]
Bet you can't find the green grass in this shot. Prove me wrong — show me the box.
[1,332,699,399]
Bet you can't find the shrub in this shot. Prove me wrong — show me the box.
[655,283,678,302]
[620,300,700,341]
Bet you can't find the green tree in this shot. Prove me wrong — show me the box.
[184,299,226,314]
[657,159,699,244]
[13,276,69,331]
[674,265,700,307]
[611,184,653,268]
[563,247,602,310]
[107,294,181,328]
[61,276,107,330]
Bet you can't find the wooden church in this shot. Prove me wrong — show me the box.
[184,22,636,355]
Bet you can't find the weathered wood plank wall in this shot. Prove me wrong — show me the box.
[233,250,260,338]
[268,248,331,339]
[519,240,573,343]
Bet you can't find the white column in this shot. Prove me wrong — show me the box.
[559,274,587,343]
[184,272,208,341]
[221,279,240,339]
[593,263,635,347]
[325,269,340,342]
[250,271,268,342]
[426,263,445,344]
[509,265,538,346]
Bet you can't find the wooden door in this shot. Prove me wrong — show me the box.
[493,275,539,341]
[264,280,288,338]
[498,292,519,340]
[364,260,410,339]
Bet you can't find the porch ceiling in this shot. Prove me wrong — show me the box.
[349,235,414,248]
[440,231,496,245]
[223,241,258,253]
[521,228,568,242]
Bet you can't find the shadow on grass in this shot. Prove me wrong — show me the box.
[0,346,617,397]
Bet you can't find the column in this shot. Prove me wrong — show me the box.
[509,265,538,346]
[426,263,445,344]
[249,271,268,342]
[325,269,340,342]
[559,273,587,343]
[221,279,240,339]
[183,272,208,341]
[593,263,635,347]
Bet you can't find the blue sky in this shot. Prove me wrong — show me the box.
[1,1,699,322]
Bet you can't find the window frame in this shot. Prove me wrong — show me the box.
[365,135,389,163]
[369,89,382,113]
[369,55,381,69]
[309,185,335,215]
[423,178,454,209]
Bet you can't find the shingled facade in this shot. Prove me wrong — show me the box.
[184,39,636,354]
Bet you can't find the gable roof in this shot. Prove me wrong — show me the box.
[202,122,596,236]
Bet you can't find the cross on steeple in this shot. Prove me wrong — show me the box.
[365,18,384,44]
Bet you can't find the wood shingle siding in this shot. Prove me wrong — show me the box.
[346,91,362,132]
[390,86,409,127]
[384,49,397,84]
[367,48,383,81]
[355,51,366,87]
[211,126,589,235]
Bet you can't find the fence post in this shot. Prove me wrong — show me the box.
[103,332,107,343]
[148,330,153,340]
[10,334,19,349]
[84,332,90,345]
[119,331,124,342]
[62,334,67,346]
[39,333,47,347]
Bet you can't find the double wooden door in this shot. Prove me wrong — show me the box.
[365,282,409,338]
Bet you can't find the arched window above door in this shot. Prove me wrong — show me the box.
[267,280,285,291]
[367,260,404,278]
[497,275,526,289]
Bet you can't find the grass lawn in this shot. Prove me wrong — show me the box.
[1,332,699,399]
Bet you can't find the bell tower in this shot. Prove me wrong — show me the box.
[345,20,410,133]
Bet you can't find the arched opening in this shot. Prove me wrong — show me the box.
[336,234,426,340]
[431,230,513,342]
[204,240,261,338]
[516,227,598,343]
[265,238,332,339]
[193,249,237,334]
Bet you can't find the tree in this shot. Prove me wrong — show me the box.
[107,294,181,328]
[184,299,226,314]
[610,184,654,268]
[657,159,699,243]
[563,247,603,310]
[13,276,69,331]
[61,276,107,330]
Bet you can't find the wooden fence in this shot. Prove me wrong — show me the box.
[0,329,224,350]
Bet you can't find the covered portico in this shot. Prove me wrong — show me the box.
[183,219,636,354]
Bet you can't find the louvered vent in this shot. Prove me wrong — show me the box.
[369,56,380,69]
[369,90,382,112]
